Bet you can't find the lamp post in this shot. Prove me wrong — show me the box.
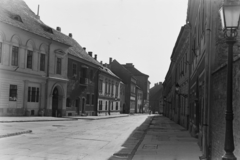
[219,1,240,160]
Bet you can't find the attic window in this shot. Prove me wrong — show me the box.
[11,15,22,23]
[42,25,53,34]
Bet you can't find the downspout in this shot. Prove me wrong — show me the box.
[44,38,52,116]
[94,67,101,116]
[206,0,213,159]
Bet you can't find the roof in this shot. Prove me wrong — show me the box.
[0,0,71,45]
[0,0,101,67]
[122,64,149,77]
[65,36,101,67]
[100,65,121,80]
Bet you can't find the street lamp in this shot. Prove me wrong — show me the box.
[219,1,240,160]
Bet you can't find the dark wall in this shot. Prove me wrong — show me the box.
[210,59,240,159]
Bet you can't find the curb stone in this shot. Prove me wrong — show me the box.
[0,130,32,138]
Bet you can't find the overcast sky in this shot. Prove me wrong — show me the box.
[24,0,188,87]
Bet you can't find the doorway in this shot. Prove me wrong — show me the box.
[76,98,80,115]
[52,87,58,117]
[81,98,85,114]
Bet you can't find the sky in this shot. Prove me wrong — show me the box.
[24,0,188,87]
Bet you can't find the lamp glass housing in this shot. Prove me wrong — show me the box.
[219,4,240,30]
[175,83,180,93]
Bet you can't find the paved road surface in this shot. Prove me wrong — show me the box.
[0,115,149,160]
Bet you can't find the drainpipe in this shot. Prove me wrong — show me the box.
[44,38,52,116]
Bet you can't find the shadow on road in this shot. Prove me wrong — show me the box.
[107,115,154,160]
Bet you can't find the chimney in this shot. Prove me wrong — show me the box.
[88,52,92,57]
[83,47,86,51]
[36,5,40,20]
[100,61,103,64]
[109,57,112,64]
[56,27,61,32]
[94,54,97,60]
[69,33,72,38]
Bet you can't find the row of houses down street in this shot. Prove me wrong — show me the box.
[162,0,240,159]
[0,0,150,117]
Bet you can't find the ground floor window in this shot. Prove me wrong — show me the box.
[28,87,39,102]
[9,85,17,101]
[99,100,102,110]
[116,102,118,110]
[66,98,71,107]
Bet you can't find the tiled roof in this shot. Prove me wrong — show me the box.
[123,65,149,77]
[0,0,71,45]
[0,0,101,67]
[65,36,101,67]
[100,66,121,80]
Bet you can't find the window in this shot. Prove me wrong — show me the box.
[116,102,118,110]
[28,87,39,102]
[40,54,45,71]
[72,63,77,75]
[99,79,103,93]
[105,80,107,94]
[56,58,61,74]
[92,95,94,105]
[108,81,111,94]
[9,85,17,101]
[12,46,19,66]
[0,42,2,63]
[27,50,33,69]
[86,94,90,104]
[90,70,93,81]
[115,83,119,97]
[105,101,108,110]
[112,82,114,96]
[66,98,71,107]
[99,100,102,110]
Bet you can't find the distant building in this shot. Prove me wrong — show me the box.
[136,86,143,113]
[122,63,150,113]
[119,82,126,113]
[149,82,163,114]
[109,59,137,114]
[97,65,121,116]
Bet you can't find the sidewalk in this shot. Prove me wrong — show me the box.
[64,114,129,120]
[0,114,129,123]
[132,115,201,160]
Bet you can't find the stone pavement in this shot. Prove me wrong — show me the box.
[132,116,202,160]
[0,114,129,139]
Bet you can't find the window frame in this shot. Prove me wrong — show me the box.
[11,46,19,66]
[40,53,45,71]
[56,57,62,74]
[9,85,17,101]
[27,50,33,69]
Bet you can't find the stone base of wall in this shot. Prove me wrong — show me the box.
[0,108,25,116]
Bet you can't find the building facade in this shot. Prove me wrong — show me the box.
[149,82,163,114]
[109,59,137,114]
[97,66,121,116]
[0,0,70,117]
[123,63,150,113]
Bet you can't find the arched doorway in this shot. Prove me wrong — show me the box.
[52,87,58,117]
[81,98,85,114]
